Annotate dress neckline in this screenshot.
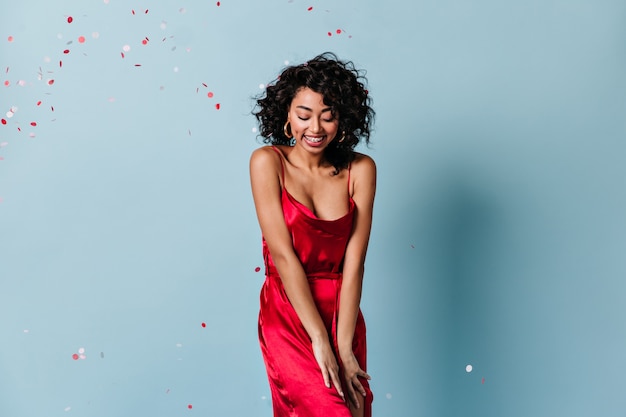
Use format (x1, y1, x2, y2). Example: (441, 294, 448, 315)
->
(282, 187, 354, 222)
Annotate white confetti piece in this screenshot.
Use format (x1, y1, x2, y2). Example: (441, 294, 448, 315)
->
(466, 364, 473, 373)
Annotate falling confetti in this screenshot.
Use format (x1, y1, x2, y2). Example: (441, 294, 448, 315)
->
(385, 393, 392, 399)
(72, 354, 79, 360)
(67, 16, 73, 24)
(188, 404, 193, 409)
(466, 364, 473, 373)
(255, 267, 261, 272)
(481, 377, 485, 384)
(78, 36, 85, 43)
(7, 36, 14, 42)
(215, 103, 221, 110)
(308, 6, 313, 11)
(201, 322, 206, 328)
(207, 92, 214, 98)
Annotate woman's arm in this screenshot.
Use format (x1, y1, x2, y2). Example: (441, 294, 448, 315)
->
(337, 153, 376, 408)
(249, 147, 345, 399)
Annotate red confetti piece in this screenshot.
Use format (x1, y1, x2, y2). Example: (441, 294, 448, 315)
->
(308, 6, 313, 11)
(142, 39, 148, 45)
(1, 119, 6, 125)
(201, 322, 206, 328)
(215, 103, 221, 110)
(3, 81, 8, 87)
(78, 36, 86, 43)
(7, 36, 14, 42)
(327, 32, 332, 37)
(145, 9, 149, 14)
(482, 378, 485, 384)
(131, 9, 135, 15)
(51, 106, 55, 111)
(134, 64, 142, 67)
(188, 405, 193, 409)
(63, 49, 70, 54)
(37, 101, 42, 106)
(202, 83, 208, 87)
(30, 122, 37, 126)
(47, 79, 55, 85)
(336, 29, 342, 34)
(216, 1, 221, 6)
(207, 92, 214, 98)
(59, 60, 63, 67)
(121, 52, 125, 58)
(67, 16, 73, 23)
(255, 266, 261, 272)
(72, 353, 79, 360)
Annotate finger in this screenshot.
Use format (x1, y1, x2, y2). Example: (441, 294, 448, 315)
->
(346, 383, 360, 409)
(321, 368, 331, 388)
(351, 376, 367, 397)
(358, 369, 371, 380)
(329, 369, 344, 399)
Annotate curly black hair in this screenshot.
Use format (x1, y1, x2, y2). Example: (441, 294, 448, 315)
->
(253, 52, 374, 173)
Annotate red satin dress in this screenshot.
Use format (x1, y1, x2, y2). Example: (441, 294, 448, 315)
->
(258, 146, 372, 417)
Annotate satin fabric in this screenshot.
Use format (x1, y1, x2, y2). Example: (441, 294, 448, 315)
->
(258, 147, 372, 417)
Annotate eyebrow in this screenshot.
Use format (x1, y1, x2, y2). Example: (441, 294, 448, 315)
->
(296, 105, 333, 113)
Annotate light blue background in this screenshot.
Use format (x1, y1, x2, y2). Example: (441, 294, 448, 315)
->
(2, 1, 625, 416)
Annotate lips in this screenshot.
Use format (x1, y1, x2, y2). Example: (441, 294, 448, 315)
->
(304, 135, 325, 146)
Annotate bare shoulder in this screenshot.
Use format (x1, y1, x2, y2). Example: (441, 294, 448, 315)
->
(351, 152, 376, 177)
(250, 146, 280, 171)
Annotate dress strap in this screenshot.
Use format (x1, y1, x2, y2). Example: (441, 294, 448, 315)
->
(270, 146, 285, 185)
(347, 161, 352, 197)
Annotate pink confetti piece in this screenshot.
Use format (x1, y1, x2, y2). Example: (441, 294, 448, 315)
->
(207, 92, 214, 98)
(72, 353, 79, 360)
(47, 79, 54, 85)
(3, 81, 8, 87)
(215, 103, 221, 110)
(0, 141, 8, 147)
(482, 377, 485, 384)
(67, 16, 73, 24)
(78, 36, 86, 43)
(142, 38, 149, 45)
(255, 267, 261, 272)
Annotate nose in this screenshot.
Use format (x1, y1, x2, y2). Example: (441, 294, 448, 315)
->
(310, 118, 321, 133)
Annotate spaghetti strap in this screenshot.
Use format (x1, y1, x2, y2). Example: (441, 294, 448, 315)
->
(347, 161, 352, 196)
(270, 146, 285, 185)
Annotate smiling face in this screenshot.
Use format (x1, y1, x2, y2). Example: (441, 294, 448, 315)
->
(287, 87, 340, 153)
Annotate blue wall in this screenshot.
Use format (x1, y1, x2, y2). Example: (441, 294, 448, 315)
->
(2, 1, 625, 416)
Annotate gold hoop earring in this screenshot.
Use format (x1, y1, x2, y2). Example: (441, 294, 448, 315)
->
(283, 121, 293, 139)
(338, 131, 346, 143)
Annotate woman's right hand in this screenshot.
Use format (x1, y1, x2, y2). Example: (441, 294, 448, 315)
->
(311, 338, 344, 401)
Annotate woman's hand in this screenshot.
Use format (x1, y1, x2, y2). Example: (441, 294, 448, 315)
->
(340, 351, 371, 409)
(312, 338, 344, 400)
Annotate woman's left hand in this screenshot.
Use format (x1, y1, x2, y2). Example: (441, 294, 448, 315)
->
(340, 351, 371, 409)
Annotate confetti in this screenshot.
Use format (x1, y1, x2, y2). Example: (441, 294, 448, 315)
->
(201, 322, 206, 328)
(215, 103, 221, 110)
(3, 81, 8, 87)
(63, 49, 70, 54)
(1, 119, 6, 125)
(67, 16, 73, 24)
(122, 45, 131, 52)
(92, 32, 100, 39)
(327, 32, 332, 37)
(72, 354, 79, 360)
(188, 404, 193, 409)
(466, 364, 473, 373)
(255, 267, 261, 272)
(216, 1, 221, 6)
(47, 79, 55, 85)
(207, 92, 214, 98)
(336, 29, 342, 34)
(30, 122, 37, 126)
(482, 377, 485, 384)
(386, 393, 392, 399)
(0, 142, 8, 147)
(308, 6, 313, 11)
(17, 80, 25, 86)
(64, 406, 72, 412)
(100, 352, 104, 358)
(7, 36, 14, 42)
(78, 36, 86, 43)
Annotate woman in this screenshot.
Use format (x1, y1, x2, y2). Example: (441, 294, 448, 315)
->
(250, 52, 376, 417)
